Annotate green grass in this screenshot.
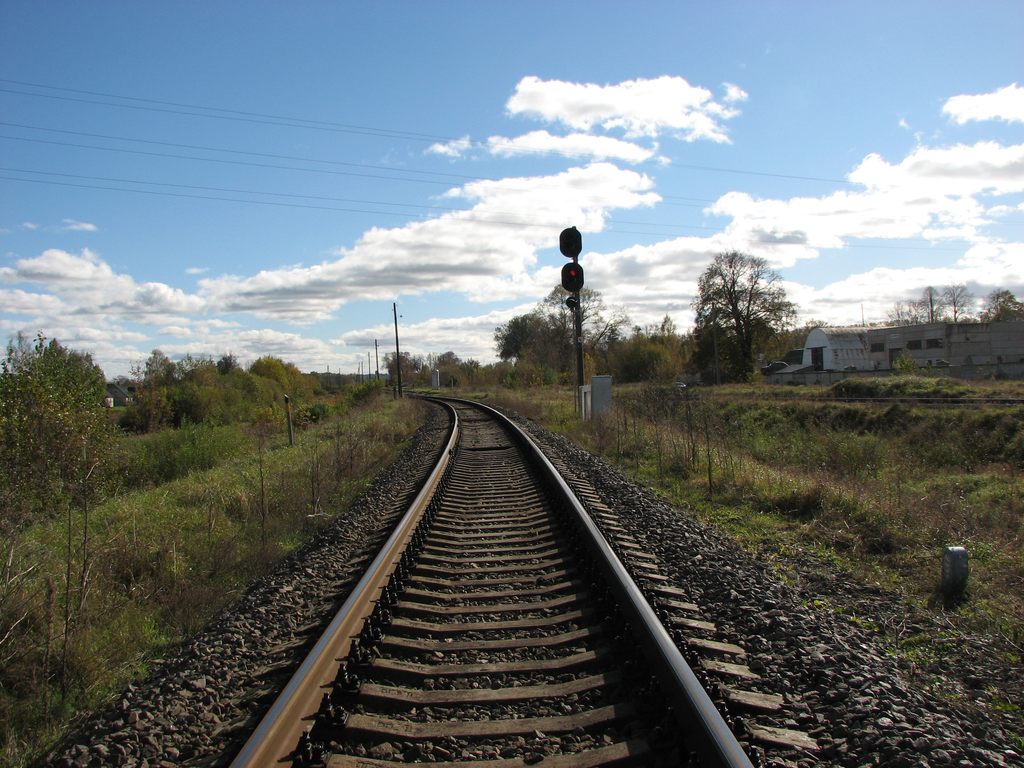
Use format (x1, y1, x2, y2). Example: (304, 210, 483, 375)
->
(0, 393, 426, 767)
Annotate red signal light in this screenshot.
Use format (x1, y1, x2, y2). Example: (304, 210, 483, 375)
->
(561, 262, 584, 292)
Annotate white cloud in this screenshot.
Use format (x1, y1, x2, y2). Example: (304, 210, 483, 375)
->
(704, 141, 1024, 257)
(943, 83, 1024, 125)
(426, 136, 473, 158)
(338, 305, 532, 365)
(849, 141, 1024, 196)
(1, 248, 205, 321)
(186, 266, 209, 275)
(61, 219, 98, 232)
(783, 241, 1024, 325)
(722, 82, 748, 103)
(200, 163, 659, 320)
(506, 75, 743, 142)
(487, 130, 655, 163)
(0, 288, 65, 315)
(21, 222, 38, 231)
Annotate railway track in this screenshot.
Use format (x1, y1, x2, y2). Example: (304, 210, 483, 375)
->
(230, 398, 761, 767)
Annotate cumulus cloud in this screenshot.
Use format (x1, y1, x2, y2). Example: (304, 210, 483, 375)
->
(338, 306, 533, 365)
(704, 140, 1024, 258)
(506, 75, 743, 142)
(722, 82, 748, 103)
(487, 130, 655, 163)
(943, 83, 1024, 125)
(1, 248, 205, 321)
(849, 141, 1024, 196)
(62, 219, 98, 232)
(0, 288, 65, 315)
(783, 241, 1024, 326)
(426, 136, 473, 158)
(200, 163, 659, 320)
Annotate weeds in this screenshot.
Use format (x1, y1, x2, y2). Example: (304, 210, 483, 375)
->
(488, 382, 1024, 653)
(0, 391, 424, 766)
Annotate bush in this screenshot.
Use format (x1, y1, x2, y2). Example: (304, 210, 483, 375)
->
(830, 376, 973, 400)
(121, 422, 247, 488)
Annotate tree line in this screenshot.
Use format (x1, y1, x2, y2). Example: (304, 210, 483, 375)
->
(888, 285, 1024, 326)
(491, 251, 1024, 385)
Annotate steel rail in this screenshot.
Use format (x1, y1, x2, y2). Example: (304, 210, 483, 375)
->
(444, 397, 755, 768)
(229, 402, 460, 768)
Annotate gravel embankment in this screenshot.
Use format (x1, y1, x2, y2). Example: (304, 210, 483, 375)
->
(508, 411, 1023, 768)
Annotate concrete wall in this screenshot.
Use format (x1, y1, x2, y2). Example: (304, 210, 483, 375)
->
(766, 361, 1024, 386)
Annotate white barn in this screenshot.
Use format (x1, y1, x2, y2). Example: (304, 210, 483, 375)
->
(802, 327, 873, 371)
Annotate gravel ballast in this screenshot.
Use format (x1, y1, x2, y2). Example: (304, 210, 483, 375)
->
(508, 409, 1023, 768)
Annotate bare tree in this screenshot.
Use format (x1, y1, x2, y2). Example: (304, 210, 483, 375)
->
(887, 299, 927, 326)
(917, 286, 947, 323)
(941, 283, 974, 323)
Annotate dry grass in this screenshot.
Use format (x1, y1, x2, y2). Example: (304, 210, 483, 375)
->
(483, 382, 1024, 649)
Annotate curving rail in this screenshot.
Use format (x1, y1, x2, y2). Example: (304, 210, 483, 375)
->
(230, 397, 755, 768)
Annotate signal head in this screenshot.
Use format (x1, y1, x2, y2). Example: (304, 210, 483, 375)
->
(561, 262, 585, 292)
(559, 226, 582, 259)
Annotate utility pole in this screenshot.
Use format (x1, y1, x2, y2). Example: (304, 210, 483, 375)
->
(712, 319, 721, 386)
(374, 339, 380, 381)
(393, 302, 403, 398)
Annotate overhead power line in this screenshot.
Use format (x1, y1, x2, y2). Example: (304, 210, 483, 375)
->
(0, 134, 456, 186)
(2, 78, 862, 186)
(0, 81, 454, 143)
(0, 120, 482, 180)
(0, 169, 723, 235)
(665, 161, 853, 185)
(0, 173, 981, 251)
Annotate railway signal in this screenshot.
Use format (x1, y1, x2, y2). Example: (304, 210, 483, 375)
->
(561, 262, 585, 292)
(559, 225, 582, 259)
(559, 226, 586, 413)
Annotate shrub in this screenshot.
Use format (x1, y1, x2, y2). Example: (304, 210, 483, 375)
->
(121, 422, 247, 488)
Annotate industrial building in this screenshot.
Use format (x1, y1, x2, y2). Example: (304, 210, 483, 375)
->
(765, 321, 1024, 383)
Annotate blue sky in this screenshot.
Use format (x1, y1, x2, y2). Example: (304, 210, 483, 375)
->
(2, 2, 1022, 378)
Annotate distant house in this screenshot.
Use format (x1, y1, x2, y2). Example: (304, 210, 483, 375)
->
(765, 321, 1024, 382)
(104, 381, 134, 408)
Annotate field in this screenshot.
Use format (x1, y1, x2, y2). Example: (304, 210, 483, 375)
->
(4, 374, 1022, 762)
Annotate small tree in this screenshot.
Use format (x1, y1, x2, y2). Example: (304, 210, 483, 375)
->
(980, 289, 1024, 322)
(892, 352, 919, 375)
(0, 334, 114, 696)
(917, 286, 946, 323)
